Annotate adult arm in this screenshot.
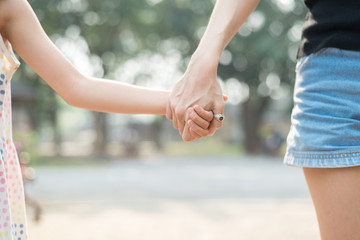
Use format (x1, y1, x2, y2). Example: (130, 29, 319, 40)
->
(167, 0, 260, 141)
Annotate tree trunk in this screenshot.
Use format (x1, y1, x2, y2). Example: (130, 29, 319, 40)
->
(50, 108, 62, 156)
(49, 92, 62, 156)
(151, 117, 165, 151)
(241, 97, 270, 154)
(93, 112, 108, 157)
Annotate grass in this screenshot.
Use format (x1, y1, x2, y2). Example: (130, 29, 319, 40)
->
(29, 156, 109, 167)
(28, 138, 244, 167)
(163, 138, 244, 156)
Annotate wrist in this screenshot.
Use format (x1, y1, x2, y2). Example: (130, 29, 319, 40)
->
(190, 39, 225, 75)
(193, 31, 226, 60)
(189, 50, 221, 79)
(159, 90, 170, 115)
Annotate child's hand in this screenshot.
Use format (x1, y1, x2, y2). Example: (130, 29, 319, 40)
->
(182, 96, 227, 141)
(185, 95, 227, 140)
(186, 105, 214, 138)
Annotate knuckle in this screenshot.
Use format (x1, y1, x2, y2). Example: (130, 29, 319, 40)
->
(188, 111, 195, 120)
(192, 127, 207, 137)
(205, 110, 213, 118)
(183, 135, 192, 142)
(189, 125, 199, 133)
(199, 131, 208, 137)
(192, 114, 200, 122)
(175, 107, 185, 119)
(196, 106, 205, 115)
(191, 133, 201, 141)
(209, 125, 217, 132)
(205, 114, 213, 122)
(166, 112, 172, 120)
(216, 102, 225, 111)
(179, 124, 185, 133)
(168, 101, 176, 110)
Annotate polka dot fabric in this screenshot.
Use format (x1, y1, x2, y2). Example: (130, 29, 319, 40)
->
(0, 35, 28, 240)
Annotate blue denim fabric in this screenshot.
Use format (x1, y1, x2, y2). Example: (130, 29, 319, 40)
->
(284, 48, 360, 168)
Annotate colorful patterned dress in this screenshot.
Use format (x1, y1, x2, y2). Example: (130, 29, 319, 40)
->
(0, 35, 28, 239)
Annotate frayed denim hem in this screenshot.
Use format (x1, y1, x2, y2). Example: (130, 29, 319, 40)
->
(284, 151, 360, 168)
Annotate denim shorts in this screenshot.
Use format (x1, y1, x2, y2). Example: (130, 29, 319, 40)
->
(284, 48, 360, 168)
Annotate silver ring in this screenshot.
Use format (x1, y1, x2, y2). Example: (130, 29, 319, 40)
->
(214, 114, 225, 121)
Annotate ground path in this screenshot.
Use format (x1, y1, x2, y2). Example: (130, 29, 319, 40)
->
(26, 156, 319, 240)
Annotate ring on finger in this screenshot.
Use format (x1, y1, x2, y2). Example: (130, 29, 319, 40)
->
(213, 113, 225, 122)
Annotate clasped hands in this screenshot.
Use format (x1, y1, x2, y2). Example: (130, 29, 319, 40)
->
(167, 103, 226, 142)
(165, 55, 226, 142)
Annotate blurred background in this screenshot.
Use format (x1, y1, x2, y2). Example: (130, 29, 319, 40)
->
(12, 0, 320, 239)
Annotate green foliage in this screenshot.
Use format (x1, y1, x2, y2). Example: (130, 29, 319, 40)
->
(13, 129, 40, 164)
(219, 0, 306, 98)
(24, 0, 306, 95)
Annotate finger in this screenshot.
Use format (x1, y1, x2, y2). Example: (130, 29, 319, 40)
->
(166, 99, 173, 120)
(208, 119, 223, 136)
(171, 106, 178, 130)
(173, 118, 178, 130)
(193, 105, 213, 122)
(182, 124, 199, 142)
(208, 101, 225, 136)
(186, 124, 202, 141)
(187, 108, 211, 129)
(175, 106, 186, 134)
(188, 120, 210, 137)
(189, 128, 202, 140)
(177, 118, 185, 135)
(188, 123, 202, 140)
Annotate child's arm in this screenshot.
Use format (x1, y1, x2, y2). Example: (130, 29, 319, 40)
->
(1, 0, 168, 114)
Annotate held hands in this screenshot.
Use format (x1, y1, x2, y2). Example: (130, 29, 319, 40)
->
(185, 104, 225, 140)
(186, 105, 214, 139)
(181, 98, 227, 142)
(166, 52, 226, 142)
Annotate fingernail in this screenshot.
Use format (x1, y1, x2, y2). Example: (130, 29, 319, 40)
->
(194, 105, 201, 111)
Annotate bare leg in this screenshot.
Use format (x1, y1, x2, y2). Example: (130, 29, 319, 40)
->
(303, 167, 360, 240)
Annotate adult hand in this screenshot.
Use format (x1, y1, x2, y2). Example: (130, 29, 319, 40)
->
(166, 52, 225, 142)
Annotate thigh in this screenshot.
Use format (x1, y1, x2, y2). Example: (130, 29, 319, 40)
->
(303, 167, 360, 240)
